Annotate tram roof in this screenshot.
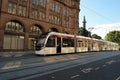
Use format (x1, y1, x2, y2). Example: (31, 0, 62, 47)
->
(46, 32, 118, 45)
(47, 32, 74, 37)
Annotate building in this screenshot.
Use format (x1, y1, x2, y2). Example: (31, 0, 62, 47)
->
(0, 0, 80, 51)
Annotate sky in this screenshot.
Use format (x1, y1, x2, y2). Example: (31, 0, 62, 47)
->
(79, 0, 120, 28)
(92, 23, 120, 39)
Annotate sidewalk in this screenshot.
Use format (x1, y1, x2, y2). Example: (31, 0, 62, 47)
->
(0, 51, 35, 58)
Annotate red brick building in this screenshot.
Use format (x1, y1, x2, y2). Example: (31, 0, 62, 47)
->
(0, 0, 80, 51)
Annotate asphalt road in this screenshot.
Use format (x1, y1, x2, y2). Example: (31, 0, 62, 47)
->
(1, 51, 120, 80)
(29, 52, 120, 80)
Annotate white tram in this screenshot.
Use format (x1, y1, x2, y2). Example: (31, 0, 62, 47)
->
(35, 32, 119, 55)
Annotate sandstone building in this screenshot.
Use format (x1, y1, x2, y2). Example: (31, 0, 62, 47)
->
(0, 0, 80, 51)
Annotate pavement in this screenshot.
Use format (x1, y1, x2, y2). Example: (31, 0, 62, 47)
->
(0, 51, 34, 58)
(0, 51, 120, 80)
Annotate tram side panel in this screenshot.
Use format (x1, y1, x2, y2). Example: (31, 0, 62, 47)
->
(35, 32, 119, 55)
(76, 38, 89, 53)
(61, 38, 75, 53)
(87, 39, 93, 52)
(92, 41, 99, 51)
(44, 36, 57, 54)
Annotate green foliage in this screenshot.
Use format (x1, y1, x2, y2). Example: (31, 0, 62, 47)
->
(105, 31, 120, 47)
(92, 34, 102, 39)
(79, 27, 91, 37)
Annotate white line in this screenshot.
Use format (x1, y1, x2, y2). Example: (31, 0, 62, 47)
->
(81, 68, 93, 73)
(106, 60, 116, 65)
(102, 64, 106, 67)
(94, 67, 100, 70)
(71, 75, 79, 79)
(51, 76, 55, 79)
(116, 76, 120, 80)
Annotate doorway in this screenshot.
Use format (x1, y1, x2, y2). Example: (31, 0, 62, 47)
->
(57, 38, 61, 53)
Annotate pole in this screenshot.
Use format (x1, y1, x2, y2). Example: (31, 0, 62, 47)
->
(74, 34, 77, 53)
(0, 0, 2, 17)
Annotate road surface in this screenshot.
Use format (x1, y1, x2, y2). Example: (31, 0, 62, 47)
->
(0, 51, 120, 80)
(29, 52, 120, 80)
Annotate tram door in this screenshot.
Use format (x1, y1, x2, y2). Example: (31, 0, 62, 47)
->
(57, 38, 61, 53)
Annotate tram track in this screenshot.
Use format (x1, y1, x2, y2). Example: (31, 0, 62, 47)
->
(0, 51, 115, 71)
(0, 53, 88, 70)
(0, 51, 119, 80)
(0, 53, 87, 72)
(0, 55, 87, 80)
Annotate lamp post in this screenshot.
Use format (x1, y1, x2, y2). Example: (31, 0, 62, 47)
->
(0, 0, 1, 8)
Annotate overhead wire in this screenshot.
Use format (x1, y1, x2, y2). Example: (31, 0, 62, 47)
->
(80, 4, 115, 23)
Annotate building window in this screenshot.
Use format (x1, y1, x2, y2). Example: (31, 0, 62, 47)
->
(49, 14, 54, 23)
(30, 25, 42, 34)
(49, 2, 62, 25)
(4, 21, 25, 50)
(8, 2, 16, 14)
(23, 0, 28, 1)
(39, 0, 46, 8)
(4, 35, 24, 50)
(32, 10, 38, 19)
(56, 5, 61, 13)
(50, 2, 55, 11)
(19, 6, 26, 16)
(64, 8, 70, 27)
(64, 21, 69, 27)
(55, 16, 61, 24)
(29, 25, 43, 50)
(28, 38, 37, 50)
(5, 21, 24, 32)
(32, 0, 38, 5)
(64, 0, 70, 5)
(49, 14, 61, 25)
(64, 8, 69, 17)
(39, 11, 46, 20)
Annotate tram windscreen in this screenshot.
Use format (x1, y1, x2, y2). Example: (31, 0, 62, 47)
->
(37, 38, 45, 45)
(36, 33, 49, 50)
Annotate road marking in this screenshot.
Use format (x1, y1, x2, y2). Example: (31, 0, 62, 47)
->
(81, 68, 93, 73)
(94, 67, 100, 70)
(116, 76, 120, 80)
(102, 64, 106, 67)
(71, 75, 80, 79)
(106, 60, 116, 65)
(51, 76, 55, 79)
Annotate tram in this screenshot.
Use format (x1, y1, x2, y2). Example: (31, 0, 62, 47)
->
(35, 32, 119, 55)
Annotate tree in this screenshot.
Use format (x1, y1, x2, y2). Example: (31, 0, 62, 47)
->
(92, 34, 102, 39)
(105, 31, 120, 47)
(79, 27, 91, 37)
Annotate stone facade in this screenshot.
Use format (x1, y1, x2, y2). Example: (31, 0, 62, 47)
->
(0, 0, 80, 51)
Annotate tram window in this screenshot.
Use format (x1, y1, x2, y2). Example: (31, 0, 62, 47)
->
(46, 37, 55, 47)
(84, 41, 87, 47)
(81, 41, 86, 47)
(77, 42, 80, 47)
(63, 38, 74, 47)
(77, 40, 82, 47)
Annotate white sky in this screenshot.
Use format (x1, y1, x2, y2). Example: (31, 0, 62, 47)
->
(90, 23, 120, 39)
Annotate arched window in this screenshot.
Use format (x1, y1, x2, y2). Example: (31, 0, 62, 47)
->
(4, 21, 25, 50)
(5, 21, 24, 32)
(30, 25, 42, 34)
(29, 25, 43, 50)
